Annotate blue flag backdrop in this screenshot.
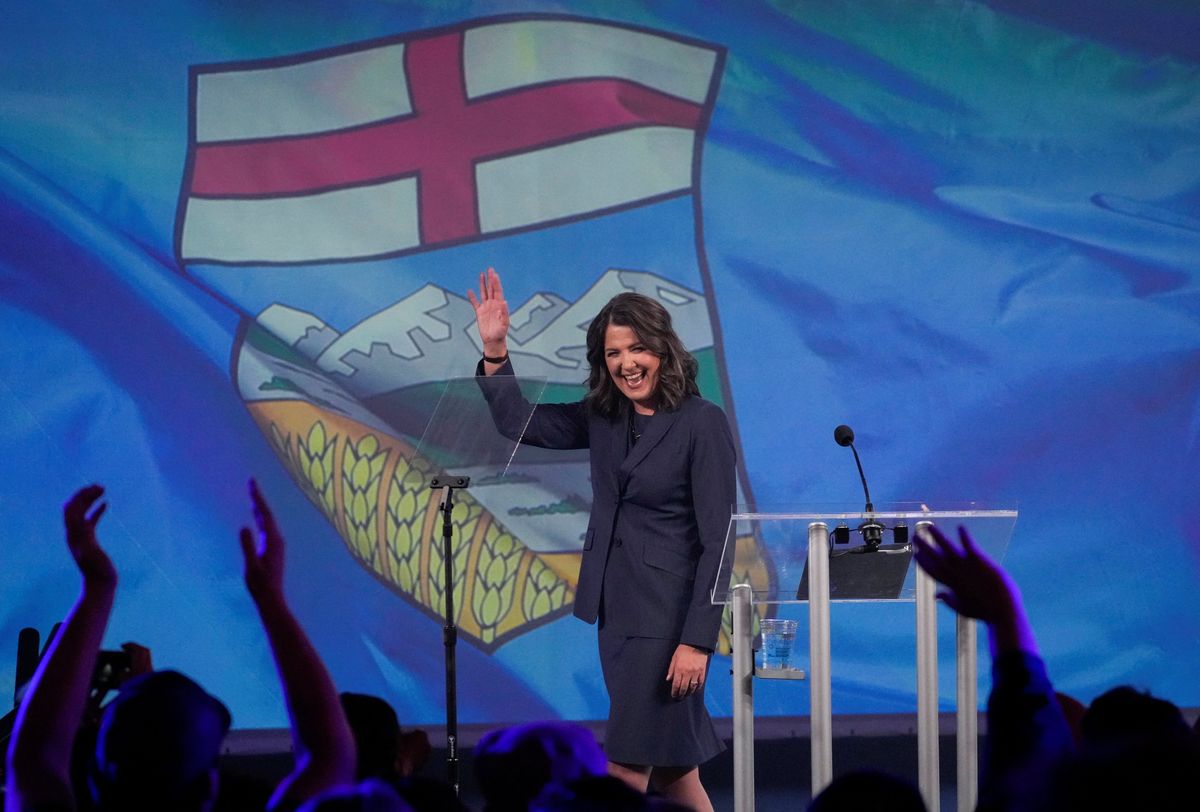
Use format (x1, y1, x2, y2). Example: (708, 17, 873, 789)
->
(1, 1, 1197, 730)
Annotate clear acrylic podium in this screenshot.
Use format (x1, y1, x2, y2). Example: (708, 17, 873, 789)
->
(713, 507, 1017, 812)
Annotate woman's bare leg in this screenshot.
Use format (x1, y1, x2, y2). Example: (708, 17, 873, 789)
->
(609, 760, 651, 793)
(650, 765, 714, 812)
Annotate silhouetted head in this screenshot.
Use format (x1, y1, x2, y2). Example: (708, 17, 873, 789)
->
(808, 770, 927, 812)
(1081, 685, 1191, 754)
(341, 692, 402, 780)
(339, 692, 431, 781)
(296, 779, 414, 812)
(475, 722, 607, 812)
(92, 670, 231, 811)
(1045, 686, 1199, 812)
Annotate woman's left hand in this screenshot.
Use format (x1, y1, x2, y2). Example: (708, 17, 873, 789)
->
(666, 643, 709, 699)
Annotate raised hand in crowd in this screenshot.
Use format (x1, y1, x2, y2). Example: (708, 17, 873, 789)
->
(913, 523, 1073, 812)
(240, 479, 356, 811)
(913, 523, 1037, 657)
(63, 485, 115, 588)
(6, 485, 118, 812)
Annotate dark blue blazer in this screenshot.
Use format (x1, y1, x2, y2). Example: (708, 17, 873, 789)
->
(477, 360, 736, 650)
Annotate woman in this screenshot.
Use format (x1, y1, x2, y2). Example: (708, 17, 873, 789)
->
(469, 268, 735, 811)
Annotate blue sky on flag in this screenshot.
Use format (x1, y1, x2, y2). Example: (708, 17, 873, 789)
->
(1, 1, 1198, 729)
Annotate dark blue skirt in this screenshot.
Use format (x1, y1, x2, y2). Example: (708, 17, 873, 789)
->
(597, 628, 725, 768)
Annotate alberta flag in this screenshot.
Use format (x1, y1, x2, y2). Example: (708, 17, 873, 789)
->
(179, 17, 720, 263)
(175, 15, 764, 652)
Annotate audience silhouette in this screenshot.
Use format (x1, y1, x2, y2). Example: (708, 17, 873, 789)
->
(473, 721, 608, 812)
(911, 522, 1199, 812)
(5, 482, 358, 812)
(8, 490, 1196, 812)
(340, 692, 431, 784)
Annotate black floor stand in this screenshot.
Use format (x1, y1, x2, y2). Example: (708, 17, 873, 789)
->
(430, 475, 470, 796)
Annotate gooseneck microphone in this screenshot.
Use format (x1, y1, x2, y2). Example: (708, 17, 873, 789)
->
(834, 424, 883, 549)
(834, 424, 873, 512)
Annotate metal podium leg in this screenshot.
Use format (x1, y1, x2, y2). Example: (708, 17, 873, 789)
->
(915, 520, 940, 812)
(956, 615, 978, 812)
(807, 522, 832, 795)
(732, 584, 755, 812)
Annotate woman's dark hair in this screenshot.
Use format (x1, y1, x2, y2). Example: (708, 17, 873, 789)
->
(583, 293, 699, 418)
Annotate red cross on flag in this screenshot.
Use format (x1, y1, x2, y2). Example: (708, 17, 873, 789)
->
(178, 16, 720, 265)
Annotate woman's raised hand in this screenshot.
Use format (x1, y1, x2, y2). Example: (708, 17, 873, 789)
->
(467, 267, 510, 357)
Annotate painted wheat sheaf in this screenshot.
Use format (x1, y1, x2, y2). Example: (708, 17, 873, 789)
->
(253, 400, 576, 650)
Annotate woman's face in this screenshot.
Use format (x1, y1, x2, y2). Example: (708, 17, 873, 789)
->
(604, 323, 661, 414)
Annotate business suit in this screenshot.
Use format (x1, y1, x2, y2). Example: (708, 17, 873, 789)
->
(477, 358, 736, 765)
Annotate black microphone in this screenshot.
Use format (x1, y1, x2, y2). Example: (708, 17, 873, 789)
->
(834, 424, 883, 549)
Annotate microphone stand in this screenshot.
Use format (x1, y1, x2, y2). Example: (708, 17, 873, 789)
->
(429, 475, 470, 796)
(836, 425, 884, 550)
(847, 442, 884, 549)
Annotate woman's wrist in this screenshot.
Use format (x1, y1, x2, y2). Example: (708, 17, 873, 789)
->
(482, 341, 508, 362)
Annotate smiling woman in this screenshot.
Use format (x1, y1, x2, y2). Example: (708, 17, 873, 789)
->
(470, 267, 736, 811)
(583, 291, 699, 419)
(604, 324, 661, 414)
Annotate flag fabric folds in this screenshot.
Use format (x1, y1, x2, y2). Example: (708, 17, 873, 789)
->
(1, 2, 1197, 730)
(179, 18, 719, 264)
